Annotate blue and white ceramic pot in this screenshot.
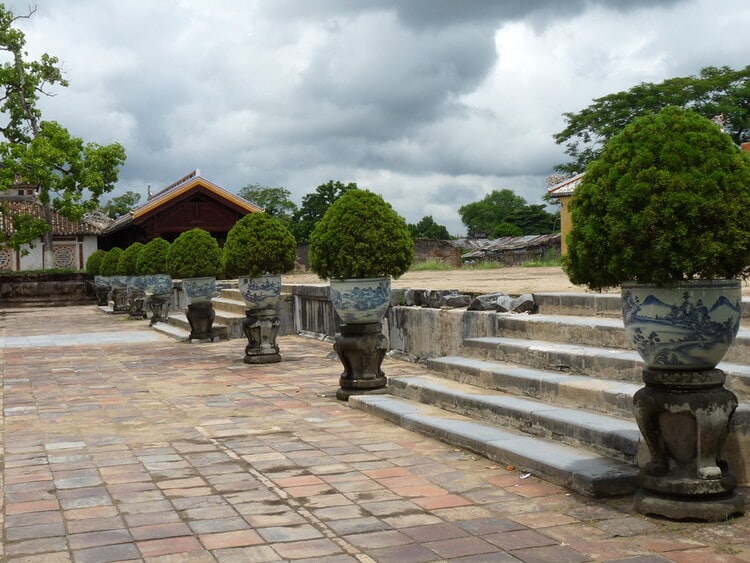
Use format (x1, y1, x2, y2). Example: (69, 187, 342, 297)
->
(238, 274, 281, 310)
(621, 279, 741, 371)
(330, 276, 391, 324)
(144, 274, 173, 295)
(182, 276, 216, 304)
(110, 275, 128, 289)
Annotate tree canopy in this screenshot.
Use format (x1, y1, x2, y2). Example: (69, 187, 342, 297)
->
(408, 215, 451, 240)
(101, 191, 140, 219)
(290, 180, 356, 242)
(237, 184, 297, 223)
(553, 65, 750, 174)
(458, 189, 557, 238)
(0, 5, 126, 254)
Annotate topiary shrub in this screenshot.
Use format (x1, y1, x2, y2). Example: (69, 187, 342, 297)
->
(137, 237, 171, 275)
(118, 242, 145, 276)
(99, 247, 124, 276)
(309, 188, 414, 279)
(223, 213, 297, 278)
(563, 106, 750, 290)
(85, 249, 107, 275)
(166, 228, 222, 279)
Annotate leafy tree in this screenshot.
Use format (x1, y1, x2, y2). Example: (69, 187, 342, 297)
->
(408, 215, 451, 240)
(0, 5, 126, 262)
(136, 237, 170, 275)
(554, 65, 750, 173)
(99, 247, 123, 276)
(102, 191, 141, 219)
(118, 242, 144, 276)
(290, 180, 356, 242)
(238, 184, 297, 223)
(459, 190, 557, 238)
(85, 249, 106, 275)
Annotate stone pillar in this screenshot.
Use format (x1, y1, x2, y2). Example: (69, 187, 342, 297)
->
(633, 368, 744, 520)
(94, 285, 110, 306)
(111, 287, 129, 313)
(186, 301, 215, 342)
(334, 322, 388, 400)
(128, 289, 147, 319)
(243, 307, 281, 364)
(148, 294, 171, 325)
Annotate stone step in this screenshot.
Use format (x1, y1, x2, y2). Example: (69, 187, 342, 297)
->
(425, 356, 640, 418)
(533, 291, 750, 319)
(387, 373, 643, 463)
(154, 313, 230, 342)
(212, 296, 249, 316)
(463, 336, 750, 400)
(348, 394, 639, 498)
(495, 313, 750, 365)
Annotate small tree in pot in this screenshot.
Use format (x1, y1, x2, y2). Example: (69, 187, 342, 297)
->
(119, 242, 147, 318)
(86, 249, 109, 306)
(309, 188, 414, 398)
(137, 237, 172, 324)
(166, 228, 222, 341)
(100, 247, 128, 312)
(224, 213, 297, 363)
(563, 106, 750, 520)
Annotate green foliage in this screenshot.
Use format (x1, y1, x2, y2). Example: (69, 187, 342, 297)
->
(166, 228, 222, 279)
(99, 247, 124, 276)
(408, 215, 451, 240)
(118, 242, 144, 276)
(0, 203, 50, 252)
(238, 184, 298, 223)
(102, 191, 141, 219)
(0, 5, 126, 250)
(465, 260, 505, 270)
(554, 65, 750, 174)
(309, 189, 414, 279)
(223, 213, 297, 278)
(136, 237, 170, 275)
(563, 106, 750, 290)
(290, 180, 356, 242)
(85, 249, 106, 275)
(459, 189, 556, 238)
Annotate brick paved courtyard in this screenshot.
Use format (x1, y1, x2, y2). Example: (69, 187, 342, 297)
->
(0, 305, 747, 562)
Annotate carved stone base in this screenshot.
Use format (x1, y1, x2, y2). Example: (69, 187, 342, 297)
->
(128, 290, 147, 319)
(111, 287, 129, 313)
(95, 285, 110, 306)
(186, 301, 216, 342)
(334, 322, 388, 400)
(633, 368, 744, 521)
(148, 294, 171, 325)
(243, 307, 280, 364)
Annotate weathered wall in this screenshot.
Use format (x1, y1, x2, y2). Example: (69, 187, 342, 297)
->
(413, 239, 462, 267)
(0, 273, 96, 307)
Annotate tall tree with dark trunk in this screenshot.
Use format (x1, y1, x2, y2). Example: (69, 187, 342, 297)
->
(0, 5, 126, 263)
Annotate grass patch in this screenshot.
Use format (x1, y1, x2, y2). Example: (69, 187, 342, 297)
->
(409, 259, 454, 271)
(464, 260, 505, 270)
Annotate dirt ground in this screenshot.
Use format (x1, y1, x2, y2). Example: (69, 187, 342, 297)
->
(283, 266, 750, 296)
(283, 266, 599, 295)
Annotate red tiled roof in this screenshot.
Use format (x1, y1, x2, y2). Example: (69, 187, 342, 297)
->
(0, 200, 105, 236)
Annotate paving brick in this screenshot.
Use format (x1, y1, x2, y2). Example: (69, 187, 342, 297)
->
(199, 529, 264, 549)
(136, 535, 204, 557)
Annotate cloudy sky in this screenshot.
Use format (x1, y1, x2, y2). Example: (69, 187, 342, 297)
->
(7, 0, 750, 235)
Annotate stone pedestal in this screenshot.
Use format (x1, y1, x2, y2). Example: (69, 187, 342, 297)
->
(128, 289, 147, 319)
(334, 322, 388, 400)
(633, 368, 744, 520)
(148, 294, 171, 325)
(95, 285, 110, 306)
(186, 301, 216, 342)
(243, 307, 281, 364)
(111, 287, 129, 313)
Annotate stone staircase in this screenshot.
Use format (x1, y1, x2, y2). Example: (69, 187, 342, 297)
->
(348, 292, 750, 498)
(151, 286, 248, 341)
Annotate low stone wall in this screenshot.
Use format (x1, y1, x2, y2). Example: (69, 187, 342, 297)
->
(0, 272, 96, 307)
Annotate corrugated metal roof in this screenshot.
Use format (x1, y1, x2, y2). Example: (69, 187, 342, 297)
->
(0, 200, 105, 236)
(547, 172, 584, 197)
(462, 233, 560, 259)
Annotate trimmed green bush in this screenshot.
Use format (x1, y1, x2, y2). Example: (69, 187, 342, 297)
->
(223, 213, 296, 278)
(309, 188, 414, 279)
(118, 242, 145, 276)
(99, 247, 124, 276)
(564, 106, 750, 290)
(85, 249, 107, 275)
(166, 228, 222, 279)
(137, 238, 170, 275)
